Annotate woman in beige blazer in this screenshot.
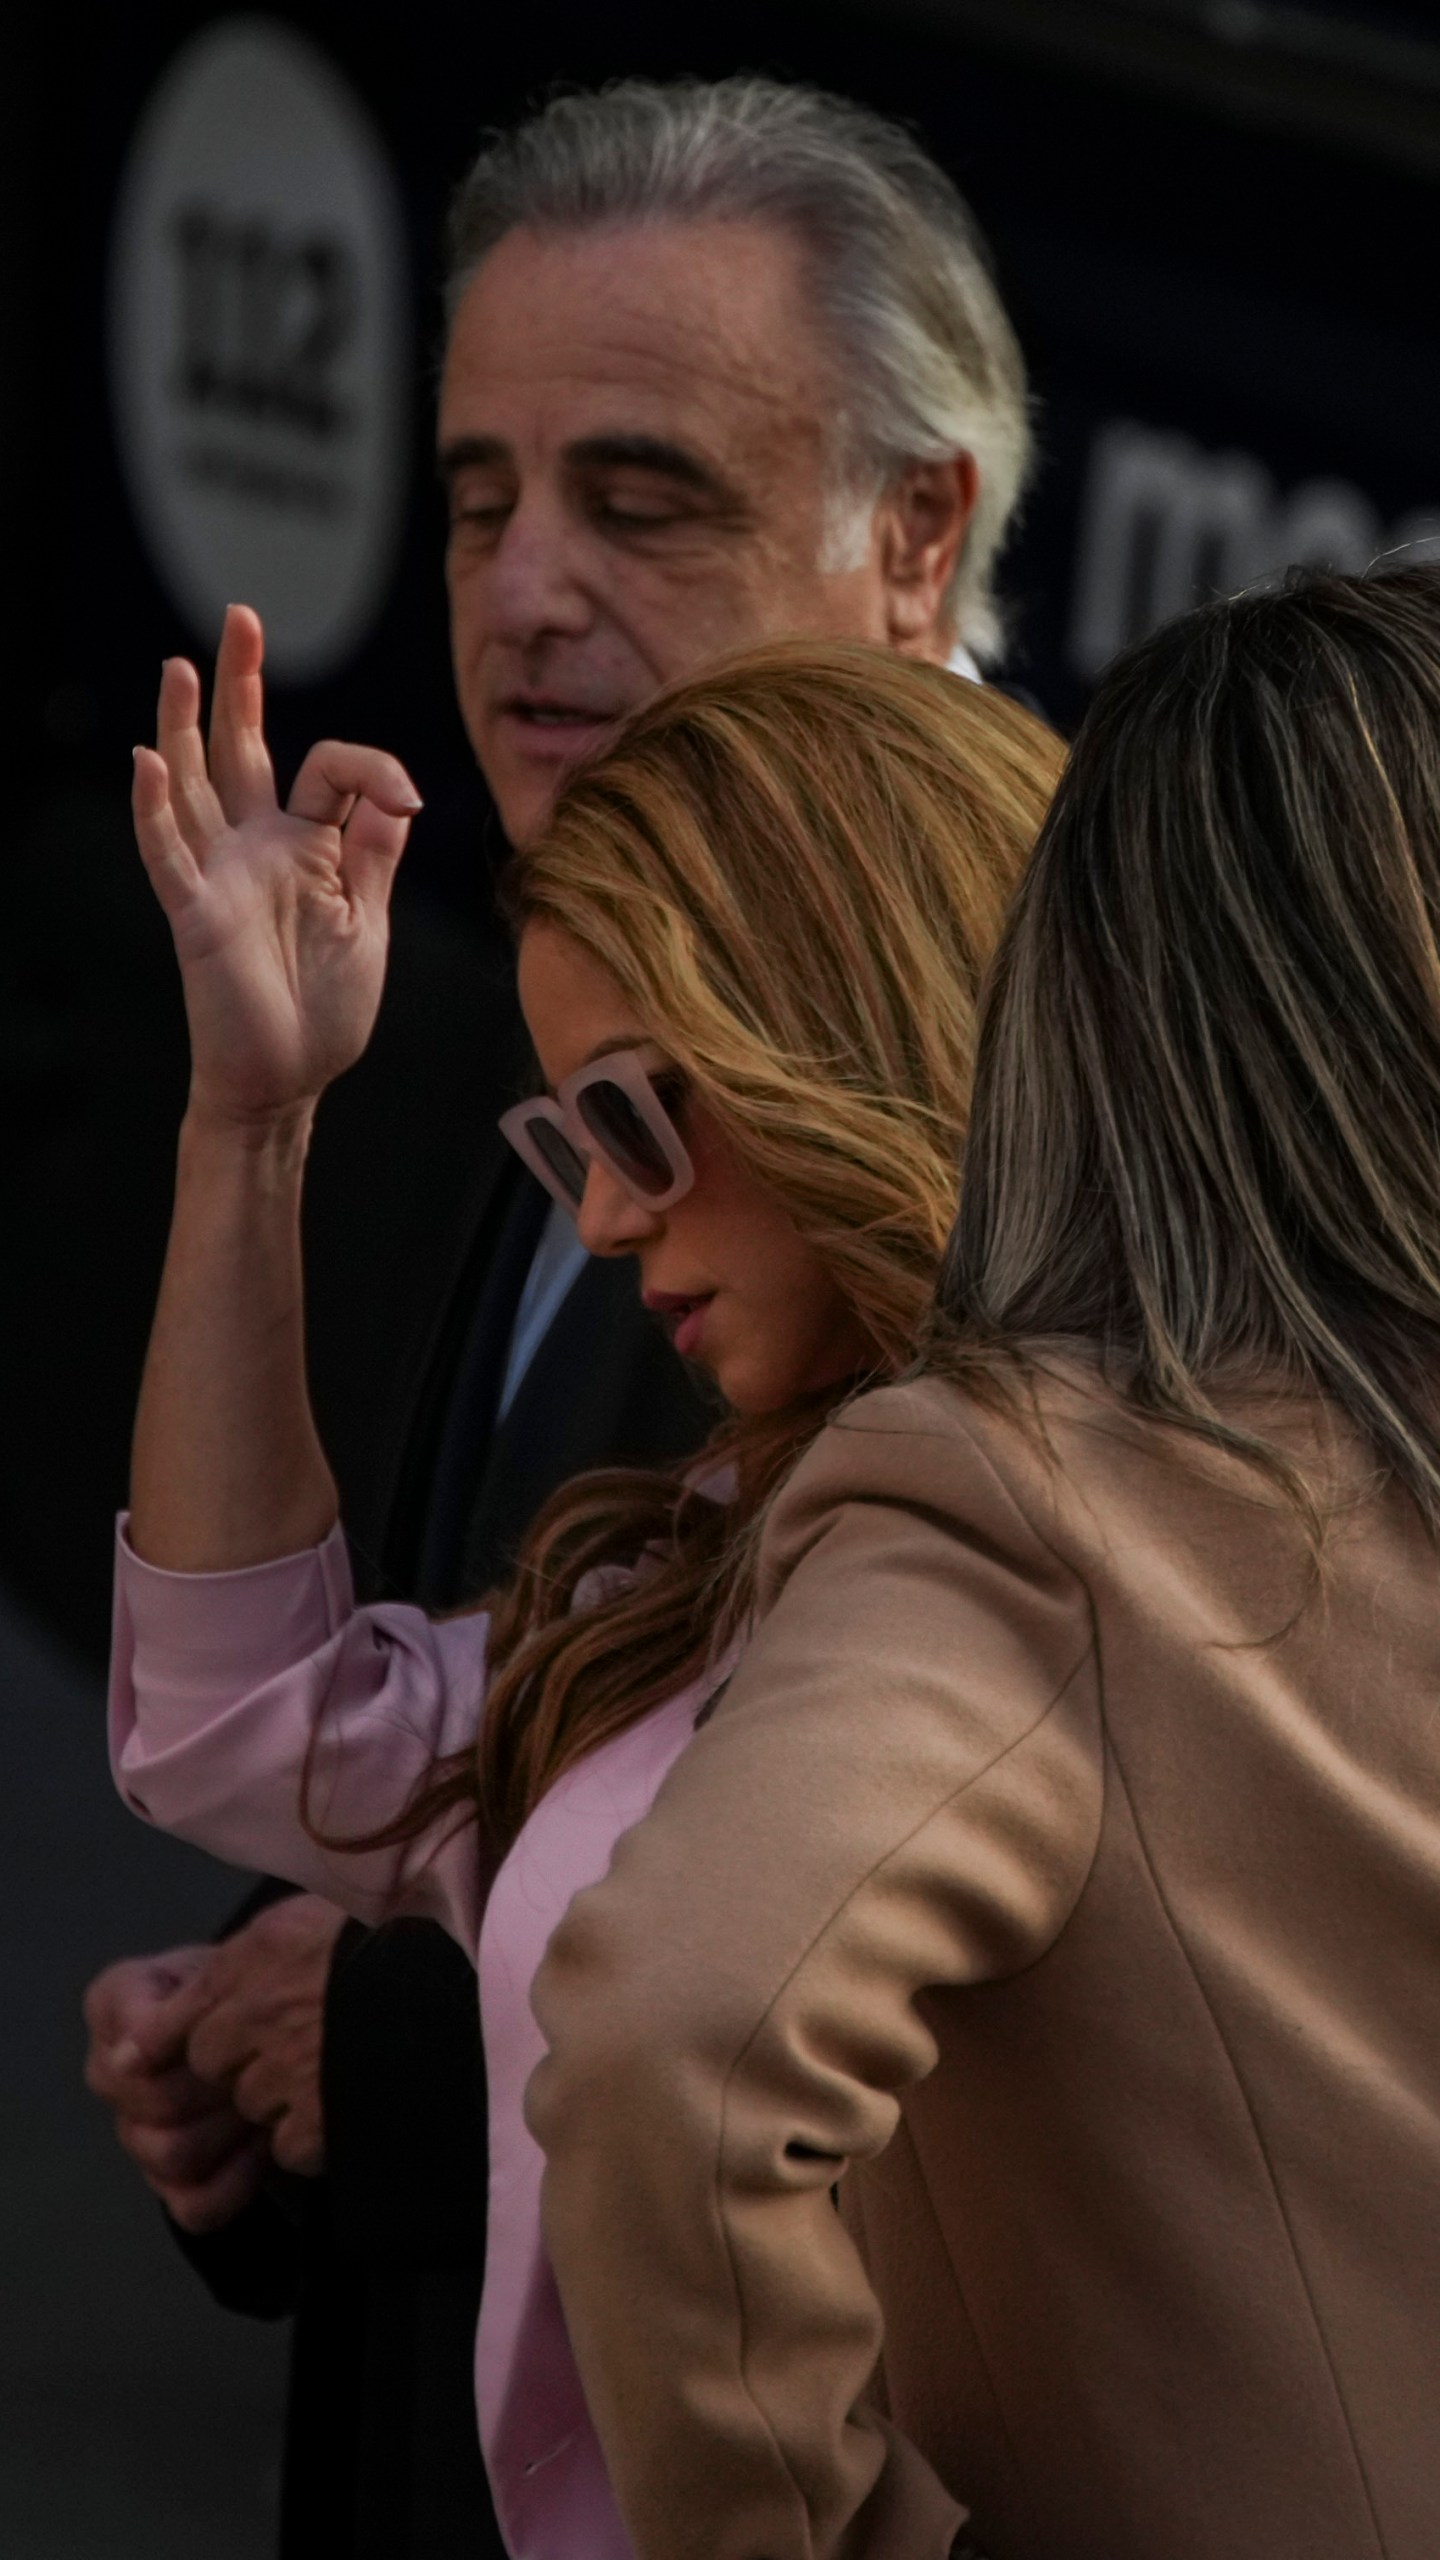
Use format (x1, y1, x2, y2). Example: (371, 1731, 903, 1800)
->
(528, 566, 1440, 2560)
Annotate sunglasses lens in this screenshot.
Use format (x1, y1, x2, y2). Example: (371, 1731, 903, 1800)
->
(528, 1118, 588, 1206)
(576, 1079, 676, 1196)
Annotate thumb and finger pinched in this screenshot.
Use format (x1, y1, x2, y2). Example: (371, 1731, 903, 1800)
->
(133, 604, 423, 925)
(288, 737, 423, 917)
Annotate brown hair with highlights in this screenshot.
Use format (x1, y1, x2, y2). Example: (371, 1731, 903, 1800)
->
(937, 565, 1440, 1532)
(334, 641, 1062, 1857)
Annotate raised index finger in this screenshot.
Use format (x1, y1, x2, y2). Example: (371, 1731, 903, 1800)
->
(208, 602, 276, 823)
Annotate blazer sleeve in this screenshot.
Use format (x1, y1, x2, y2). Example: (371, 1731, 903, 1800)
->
(527, 1381, 1103, 2560)
(108, 1518, 492, 1949)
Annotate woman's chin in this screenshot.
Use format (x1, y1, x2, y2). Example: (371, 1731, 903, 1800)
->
(706, 1352, 774, 1417)
(710, 1357, 811, 1418)
(713, 1346, 876, 1418)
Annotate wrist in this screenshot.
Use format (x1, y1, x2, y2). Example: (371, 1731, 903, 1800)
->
(180, 1091, 318, 1160)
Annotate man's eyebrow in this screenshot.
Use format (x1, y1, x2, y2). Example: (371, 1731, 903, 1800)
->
(437, 433, 510, 482)
(440, 429, 740, 506)
(565, 433, 736, 501)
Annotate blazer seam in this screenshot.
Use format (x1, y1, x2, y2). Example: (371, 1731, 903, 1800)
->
(820, 1393, 1080, 1605)
(1099, 1729, 1389, 2558)
(710, 1645, 1100, 2533)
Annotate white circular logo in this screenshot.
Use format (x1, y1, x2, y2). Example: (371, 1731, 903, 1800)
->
(109, 16, 409, 683)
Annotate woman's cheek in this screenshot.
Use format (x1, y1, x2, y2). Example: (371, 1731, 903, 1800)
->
(713, 1307, 811, 1416)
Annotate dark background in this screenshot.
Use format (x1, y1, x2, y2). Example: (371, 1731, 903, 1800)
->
(3, 2, 1437, 2549)
(17, 0, 1440, 779)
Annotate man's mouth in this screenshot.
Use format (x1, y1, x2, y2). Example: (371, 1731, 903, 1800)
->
(500, 697, 625, 736)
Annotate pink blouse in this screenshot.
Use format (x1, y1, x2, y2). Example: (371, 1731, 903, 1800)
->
(109, 1520, 734, 2560)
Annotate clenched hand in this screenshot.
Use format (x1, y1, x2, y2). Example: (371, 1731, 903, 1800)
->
(171, 1894, 346, 2176)
(83, 1895, 348, 2224)
(84, 1942, 267, 2234)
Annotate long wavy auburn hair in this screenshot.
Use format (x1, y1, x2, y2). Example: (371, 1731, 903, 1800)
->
(935, 564, 1440, 1535)
(342, 642, 1062, 1858)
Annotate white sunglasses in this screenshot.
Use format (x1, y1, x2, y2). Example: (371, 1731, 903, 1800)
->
(498, 1048, 695, 1216)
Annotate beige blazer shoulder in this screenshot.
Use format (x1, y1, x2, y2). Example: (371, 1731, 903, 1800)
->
(529, 1370, 1440, 2560)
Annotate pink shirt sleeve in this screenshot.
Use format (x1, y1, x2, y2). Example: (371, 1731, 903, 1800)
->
(109, 1519, 491, 1950)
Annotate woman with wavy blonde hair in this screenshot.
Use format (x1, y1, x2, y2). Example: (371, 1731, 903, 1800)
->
(109, 610, 1061, 2560)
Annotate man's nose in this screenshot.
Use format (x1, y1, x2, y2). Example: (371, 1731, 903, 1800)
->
(575, 1158, 662, 1258)
(483, 494, 594, 646)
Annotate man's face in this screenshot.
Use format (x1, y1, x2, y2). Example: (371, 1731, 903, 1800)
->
(439, 217, 912, 844)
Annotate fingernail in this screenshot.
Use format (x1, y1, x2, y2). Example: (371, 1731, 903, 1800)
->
(401, 791, 424, 813)
(111, 2037, 142, 2072)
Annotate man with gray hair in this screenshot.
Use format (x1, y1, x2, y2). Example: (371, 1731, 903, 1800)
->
(85, 74, 1030, 2557)
(439, 74, 1029, 852)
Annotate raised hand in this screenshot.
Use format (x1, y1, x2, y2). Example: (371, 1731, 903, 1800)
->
(132, 603, 422, 1124)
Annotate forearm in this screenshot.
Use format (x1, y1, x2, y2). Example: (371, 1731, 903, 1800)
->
(129, 1102, 337, 1569)
(110, 1525, 493, 1941)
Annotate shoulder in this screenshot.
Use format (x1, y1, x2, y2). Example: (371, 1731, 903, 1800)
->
(756, 1368, 1094, 1611)
(772, 1361, 1369, 1644)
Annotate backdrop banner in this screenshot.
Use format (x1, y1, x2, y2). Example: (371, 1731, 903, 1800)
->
(31, 0, 1440, 812)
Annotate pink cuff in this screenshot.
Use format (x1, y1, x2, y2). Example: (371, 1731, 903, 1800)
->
(114, 1514, 355, 1704)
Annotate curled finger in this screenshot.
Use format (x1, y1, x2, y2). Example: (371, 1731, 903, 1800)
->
(86, 2044, 214, 2121)
(157, 2135, 270, 2235)
(185, 2001, 253, 2092)
(120, 2103, 254, 2188)
(288, 739, 422, 831)
(269, 2103, 325, 2177)
(230, 2050, 295, 2131)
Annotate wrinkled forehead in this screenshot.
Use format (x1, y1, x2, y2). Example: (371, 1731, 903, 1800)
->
(437, 216, 835, 466)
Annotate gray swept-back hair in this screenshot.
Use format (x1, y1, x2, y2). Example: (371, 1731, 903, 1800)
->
(445, 78, 1032, 663)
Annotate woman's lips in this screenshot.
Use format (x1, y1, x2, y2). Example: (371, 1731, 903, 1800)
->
(674, 1302, 711, 1360)
(644, 1290, 715, 1360)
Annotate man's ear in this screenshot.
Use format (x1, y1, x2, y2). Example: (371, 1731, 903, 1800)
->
(877, 454, 979, 656)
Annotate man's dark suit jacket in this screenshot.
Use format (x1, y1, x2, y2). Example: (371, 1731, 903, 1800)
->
(175, 993, 713, 2558)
